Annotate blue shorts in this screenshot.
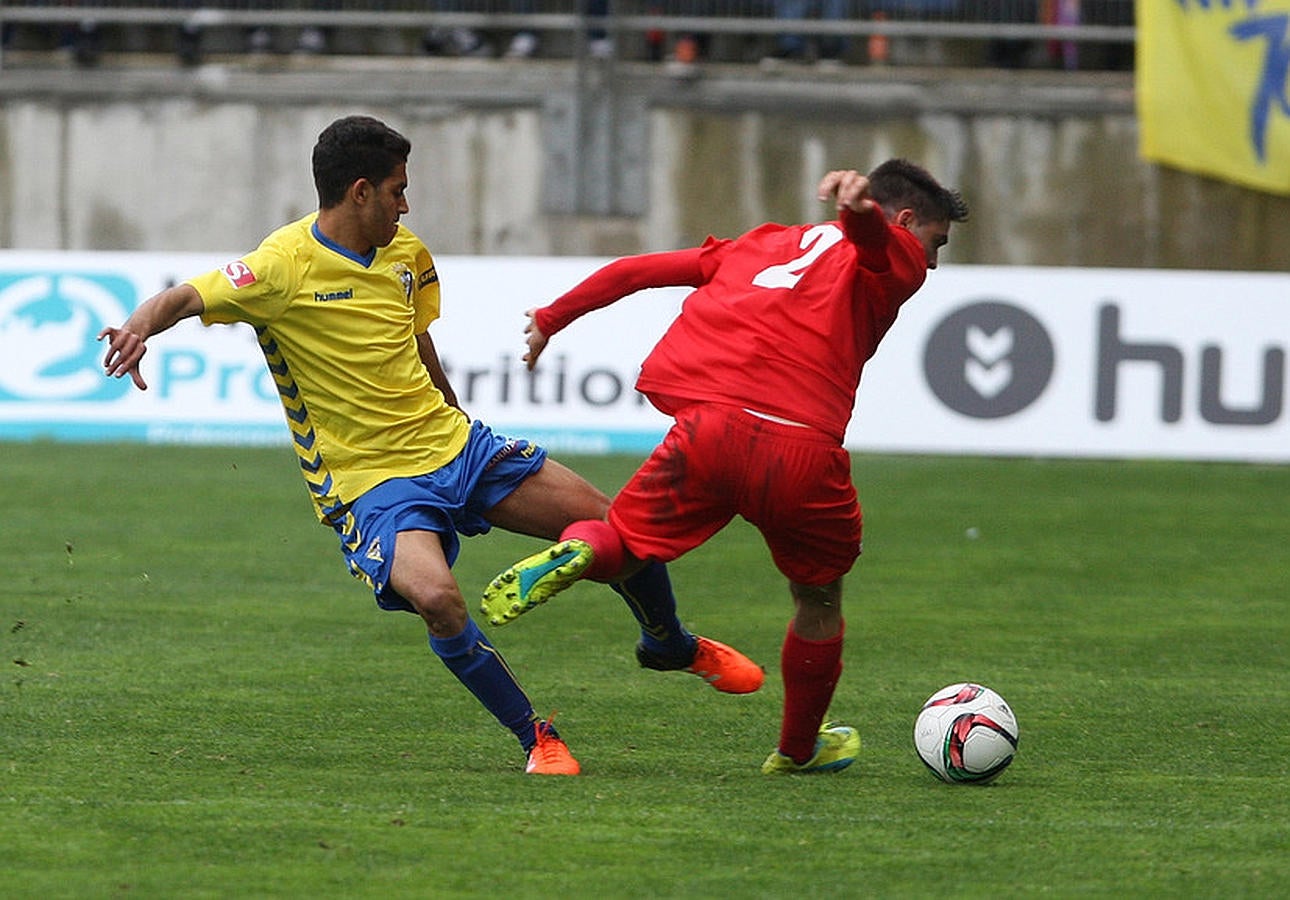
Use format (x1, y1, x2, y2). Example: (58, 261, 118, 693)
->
(337, 420, 547, 613)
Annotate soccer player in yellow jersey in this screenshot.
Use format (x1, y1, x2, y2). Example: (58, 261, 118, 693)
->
(98, 115, 761, 775)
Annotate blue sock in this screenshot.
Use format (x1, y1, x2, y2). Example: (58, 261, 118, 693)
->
(430, 618, 539, 753)
(612, 561, 696, 661)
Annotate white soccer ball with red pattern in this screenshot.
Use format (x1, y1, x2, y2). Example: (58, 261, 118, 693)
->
(914, 682, 1019, 784)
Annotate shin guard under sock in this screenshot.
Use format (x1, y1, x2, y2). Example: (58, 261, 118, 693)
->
(430, 618, 538, 752)
(778, 620, 845, 764)
(612, 561, 695, 661)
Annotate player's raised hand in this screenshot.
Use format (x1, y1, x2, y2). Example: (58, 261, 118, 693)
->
(523, 309, 550, 371)
(817, 170, 877, 216)
(98, 326, 150, 391)
(96, 284, 205, 392)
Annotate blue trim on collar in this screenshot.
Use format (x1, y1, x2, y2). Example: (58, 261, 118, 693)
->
(312, 220, 376, 267)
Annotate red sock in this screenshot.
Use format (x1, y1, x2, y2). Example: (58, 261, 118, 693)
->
(559, 519, 625, 581)
(778, 620, 845, 764)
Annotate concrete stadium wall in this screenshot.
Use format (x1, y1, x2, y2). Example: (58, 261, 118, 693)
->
(1, 57, 1287, 271)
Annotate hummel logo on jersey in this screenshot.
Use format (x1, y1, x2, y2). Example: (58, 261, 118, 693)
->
(485, 439, 537, 469)
(314, 288, 354, 302)
(365, 537, 384, 563)
(221, 260, 257, 288)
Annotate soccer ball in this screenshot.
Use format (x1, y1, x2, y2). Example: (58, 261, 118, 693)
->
(914, 682, 1019, 784)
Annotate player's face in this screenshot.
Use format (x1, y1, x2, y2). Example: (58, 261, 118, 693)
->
(362, 163, 410, 248)
(906, 216, 951, 269)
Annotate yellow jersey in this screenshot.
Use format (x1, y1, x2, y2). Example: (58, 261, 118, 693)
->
(190, 214, 471, 523)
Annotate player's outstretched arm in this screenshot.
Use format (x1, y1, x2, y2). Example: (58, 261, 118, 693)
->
(529, 248, 707, 370)
(98, 283, 204, 391)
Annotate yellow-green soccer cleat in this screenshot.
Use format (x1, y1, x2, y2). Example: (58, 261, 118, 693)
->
(761, 722, 861, 774)
(481, 539, 594, 626)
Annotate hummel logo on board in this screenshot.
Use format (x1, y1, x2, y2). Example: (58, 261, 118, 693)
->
(924, 301, 1055, 419)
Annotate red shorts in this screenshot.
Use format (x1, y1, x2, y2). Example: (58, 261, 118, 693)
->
(609, 403, 862, 586)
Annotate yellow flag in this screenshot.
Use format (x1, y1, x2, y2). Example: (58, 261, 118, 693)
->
(1137, 0, 1290, 195)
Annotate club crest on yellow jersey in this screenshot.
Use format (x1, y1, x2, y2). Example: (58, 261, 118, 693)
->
(392, 263, 414, 305)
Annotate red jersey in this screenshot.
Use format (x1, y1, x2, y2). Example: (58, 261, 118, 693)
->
(535, 205, 928, 442)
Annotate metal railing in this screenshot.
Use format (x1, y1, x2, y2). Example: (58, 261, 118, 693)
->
(0, 0, 1135, 67)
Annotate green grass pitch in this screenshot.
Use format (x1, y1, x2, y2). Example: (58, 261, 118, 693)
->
(3, 443, 1287, 897)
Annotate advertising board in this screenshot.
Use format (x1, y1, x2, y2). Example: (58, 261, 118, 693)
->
(2, 251, 1285, 462)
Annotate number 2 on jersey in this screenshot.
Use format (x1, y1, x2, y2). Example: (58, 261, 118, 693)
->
(750, 224, 844, 290)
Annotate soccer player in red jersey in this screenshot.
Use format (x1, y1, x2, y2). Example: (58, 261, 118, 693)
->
(482, 159, 968, 773)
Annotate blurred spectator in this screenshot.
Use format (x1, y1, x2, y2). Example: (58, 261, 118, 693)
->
(71, 19, 101, 67)
(177, 21, 202, 65)
(241, 26, 329, 55)
(1081, 0, 1132, 70)
(294, 0, 337, 54)
(422, 0, 607, 59)
(502, 0, 540, 58)
(423, 26, 491, 57)
(978, 0, 1040, 68)
(296, 26, 328, 54)
(585, 0, 614, 58)
(422, 0, 495, 61)
(239, 1, 332, 57)
(868, 0, 959, 67)
(764, 0, 850, 66)
(495, 0, 611, 58)
(653, 0, 715, 71)
(1044, 0, 1078, 71)
(500, 0, 612, 59)
(247, 26, 274, 53)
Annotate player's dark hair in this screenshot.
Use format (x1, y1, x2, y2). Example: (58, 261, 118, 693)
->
(868, 158, 969, 224)
(312, 116, 412, 209)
